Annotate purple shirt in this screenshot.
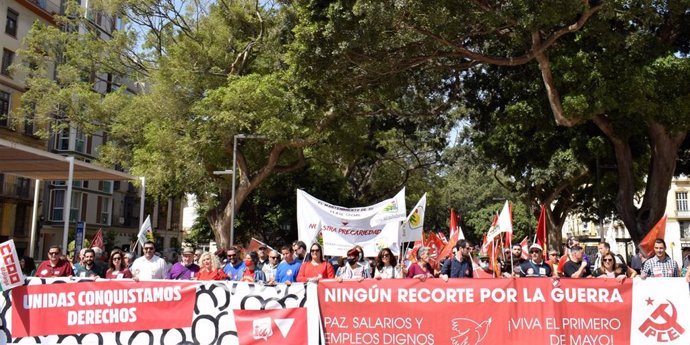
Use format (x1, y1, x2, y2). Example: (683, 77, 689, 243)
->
(166, 262, 200, 280)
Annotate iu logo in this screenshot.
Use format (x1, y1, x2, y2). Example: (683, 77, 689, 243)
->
(638, 298, 685, 342)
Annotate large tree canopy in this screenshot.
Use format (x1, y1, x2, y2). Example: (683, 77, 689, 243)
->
(289, 0, 690, 243)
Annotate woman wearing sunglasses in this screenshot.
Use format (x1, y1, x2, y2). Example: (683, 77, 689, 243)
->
(297, 243, 334, 283)
(105, 249, 133, 279)
(592, 252, 626, 283)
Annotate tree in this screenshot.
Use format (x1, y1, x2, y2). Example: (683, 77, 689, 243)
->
(290, 0, 690, 243)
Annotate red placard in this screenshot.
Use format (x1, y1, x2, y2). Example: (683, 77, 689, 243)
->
(11, 280, 196, 337)
(319, 278, 632, 345)
(234, 308, 308, 345)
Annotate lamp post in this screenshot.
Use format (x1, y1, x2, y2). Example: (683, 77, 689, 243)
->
(227, 134, 267, 246)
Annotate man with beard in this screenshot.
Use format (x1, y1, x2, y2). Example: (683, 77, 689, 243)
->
(35, 245, 73, 277)
(276, 246, 302, 284)
(131, 241, 167, 280)
(74, 249, 105, 278)
(223, 247, 245, 281)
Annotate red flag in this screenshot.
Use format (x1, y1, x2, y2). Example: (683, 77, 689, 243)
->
(406, 240, 423, 263)
(425, 232, 445, 270)
(90, 229, 104, 250)
(437, 232, 448, 245)
(639, 215, 667, 257)
(449, 208, 458, 238)
(504, 231, 512, 249)
(246, 238, 273, 253)
(536, 205, 547, 249)
(471, 255, 495, 278)
(520, 237, 529, 260)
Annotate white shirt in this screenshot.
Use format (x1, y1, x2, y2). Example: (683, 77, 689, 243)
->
(131, 255, 166, 280)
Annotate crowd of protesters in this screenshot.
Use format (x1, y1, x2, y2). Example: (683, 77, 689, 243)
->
(20, 237, 690, 284)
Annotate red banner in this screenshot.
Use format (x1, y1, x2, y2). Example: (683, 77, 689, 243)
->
(11, 280, 196, 337)
(319, 278, 632, 345)
(234, 308, 308, 344)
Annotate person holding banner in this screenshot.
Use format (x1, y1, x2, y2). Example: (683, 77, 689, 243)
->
(641, 239, 680, 278)
(167, 247, 200, 280)
(263, 250, 281, 284)
(373, 248, 403, 279)
(74, 249, 106, 278)
(196, 252, 228, 280)
(276, 246, 302, 284)
(518, 244, 553, 278)
(240, 252, 266, 283)
(131, 241, 167, 280)
(223, 247, 246, 281)
(20, 256, 35, 276)
(105, 249, 133, 279)
(406, 247, 435, 281)
(336, 247, 371, 281)
(297, 243, 335, 283)
(592, 252, 626, 283)
(35, 245, 73, 278)
(562, 245, 591, 278)
(440, 241, 473, 281)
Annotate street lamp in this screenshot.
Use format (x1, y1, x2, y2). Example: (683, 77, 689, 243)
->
(228, 134, 267, 246)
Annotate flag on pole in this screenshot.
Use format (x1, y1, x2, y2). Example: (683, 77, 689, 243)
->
(425, 232, 445, 270)
(0, 240, 25, 291)
(400, 193, 427, 243)
(137, 215, 154, 246)
(449, 208, 465, 240)
(605, 220, 618, 254)
(437, 232, 448, 245)
(90, 228, 104, 250)
(639, 215, 666, 257)
(486, 201, 512, 243)
(535, 205, 547, 249)
(519, 237, 529, 260)
(246, 238, 274, 253)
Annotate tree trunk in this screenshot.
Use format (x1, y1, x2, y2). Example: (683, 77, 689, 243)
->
(594, 116, 687, 243)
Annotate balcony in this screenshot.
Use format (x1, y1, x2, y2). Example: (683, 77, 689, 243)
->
(27, 0, 61, 15)
(0, 182, 32, 200)
(675, 210, 690, 219)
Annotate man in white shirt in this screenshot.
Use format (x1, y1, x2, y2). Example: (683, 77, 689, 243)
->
(131, 241, 167, 280)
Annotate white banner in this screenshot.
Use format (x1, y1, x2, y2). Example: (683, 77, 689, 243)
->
(630, 278, 690, 344)
(297, 189, 406, 257)
(400, 193, 426, 243)
(0, 240, 24, 291)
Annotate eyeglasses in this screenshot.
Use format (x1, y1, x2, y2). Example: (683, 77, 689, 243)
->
(603, 258, 614, 262)
(48, 251, 60, 255)
(143, 247, 155, 251)
(112, 257, 122, 261)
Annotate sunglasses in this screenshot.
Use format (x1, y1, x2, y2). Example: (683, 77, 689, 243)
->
(603, 258, 614, 262)
(311, 249, 320, 253)
(112, 257, 121, 260)
(269, 256, 279, 259)
(143, 247, 155, 251)
(549, 253, 558, 256)
(48, 251, 60, 255)
(382, 253, 390, 257)
(227, 254, 236, 257)
(529, 250, 540, 254)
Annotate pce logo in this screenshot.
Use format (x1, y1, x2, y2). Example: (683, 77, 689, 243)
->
(638, 298, 685, 342)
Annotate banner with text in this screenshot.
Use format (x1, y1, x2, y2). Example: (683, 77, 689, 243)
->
(319, 278, 634, 345)
(1, 278, 320, 345)
(11, 280, 197, 337)
(0, 240, 24, 291)
(297, 189, 406, 257)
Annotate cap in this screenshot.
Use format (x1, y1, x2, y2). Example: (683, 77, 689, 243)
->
(182, 247, 194, 255)
(570, 244, 583, 251)
(529, 243, 543, 252)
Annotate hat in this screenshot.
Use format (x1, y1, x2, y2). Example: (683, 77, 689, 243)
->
(529, 243, 543, 252)
(570, 244, 583, 251)
(182, 247, 194, 255)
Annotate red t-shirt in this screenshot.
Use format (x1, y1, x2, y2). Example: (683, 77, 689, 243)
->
(105, 268, 133, 279)
(196, 269, 227, 281)
(35, 259, 73, 277)
(296, 261, 335, 282)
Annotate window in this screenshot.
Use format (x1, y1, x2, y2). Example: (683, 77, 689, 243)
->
(15, 178, 29, 198)
(50, 190, 64, 221)
(676, 192, 688, 212)
(0, 173, 4, 194)
(100, 197, 111, 225)
(55, 128, 69, 150)
(98, 180, 112, 193)
(2, 49, 14, 76)
(680, 222, 690, 239)
(5, 9, 17, 37)
(50, 190, 80, 221)
(75, 129, 85, 152)
(0, 91, 9, 127)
